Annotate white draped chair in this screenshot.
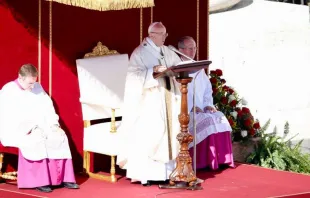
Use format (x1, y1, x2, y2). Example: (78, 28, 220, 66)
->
(76, 42, 128, 182)
(0, 89, 18, 181)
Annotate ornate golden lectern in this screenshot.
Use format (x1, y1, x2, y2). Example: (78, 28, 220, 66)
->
(154, 60, 212, 190)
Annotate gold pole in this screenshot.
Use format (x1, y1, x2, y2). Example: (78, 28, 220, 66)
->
(140, 8, 143, 43)
(150, 6, 153, 24)
(49, 0, 53, 96)
(207, 0, 209, 59)
(38, 0, 42, 83)
(196, 0, 200, 61)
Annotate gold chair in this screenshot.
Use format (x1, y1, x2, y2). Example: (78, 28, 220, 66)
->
(76, 42, 128, 182)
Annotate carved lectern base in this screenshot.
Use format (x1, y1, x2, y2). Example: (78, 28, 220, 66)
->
(158, 182, 203, 190)
(153, 61, 211, 192)
(159, 133, 203, 191)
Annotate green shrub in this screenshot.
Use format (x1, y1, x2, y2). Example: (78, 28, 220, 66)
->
(246, 120, 310, 174)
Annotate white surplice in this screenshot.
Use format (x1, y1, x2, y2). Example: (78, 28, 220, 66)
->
(0, 81, 72, 161)
(187, 70, 232, 146)
(117, 38, 182, 184)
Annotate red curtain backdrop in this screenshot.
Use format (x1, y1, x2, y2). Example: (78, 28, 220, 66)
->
(0, 0, 209, 172)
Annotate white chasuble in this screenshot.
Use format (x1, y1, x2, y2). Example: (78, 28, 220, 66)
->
(117, 38, 182, 183)
(0, 81, 72, 161)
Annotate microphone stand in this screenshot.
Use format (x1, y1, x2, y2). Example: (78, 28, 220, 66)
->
(192, 69, 204, 185)
(168, 45, 196, 62)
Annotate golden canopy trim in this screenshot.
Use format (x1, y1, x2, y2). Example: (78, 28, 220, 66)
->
(46, 0, 154, 11)
(84, 42, 119, 58)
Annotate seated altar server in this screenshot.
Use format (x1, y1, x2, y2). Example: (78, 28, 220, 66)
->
(0, 64, 79, 192)
(117, 22, 182, 186)
(178, 36, 234, 170)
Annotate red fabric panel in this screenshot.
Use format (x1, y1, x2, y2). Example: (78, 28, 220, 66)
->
(0, 0, 209, 173)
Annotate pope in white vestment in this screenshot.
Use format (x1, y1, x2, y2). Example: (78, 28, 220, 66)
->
(0, 64, 78, 192)
(117, 22, 182, 186)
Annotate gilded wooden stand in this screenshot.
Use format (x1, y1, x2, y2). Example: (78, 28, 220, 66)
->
(159, 73, 202, 190)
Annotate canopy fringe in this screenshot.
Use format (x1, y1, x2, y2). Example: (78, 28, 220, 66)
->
(46, 0, 154, 11)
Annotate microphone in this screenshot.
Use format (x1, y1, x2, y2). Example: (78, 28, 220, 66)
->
(168, 45, 195, 62)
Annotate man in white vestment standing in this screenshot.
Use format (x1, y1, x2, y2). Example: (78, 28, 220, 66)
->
(177, 36, 234, 170)
(117, 22, 182, 186)
(0, 64, 79, 192)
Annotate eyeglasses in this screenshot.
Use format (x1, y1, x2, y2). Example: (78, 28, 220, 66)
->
(151, 32, 168, 38)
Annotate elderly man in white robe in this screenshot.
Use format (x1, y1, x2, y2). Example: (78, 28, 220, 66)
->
(0, 64, 79, 192)
(117, 22, 182, 186)
(177, 36, 234, 170)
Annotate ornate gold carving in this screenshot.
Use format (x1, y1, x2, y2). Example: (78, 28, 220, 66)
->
(169, 132, 196, 185)
(178, 114, 190, 128)
(84, 42, 119, 58)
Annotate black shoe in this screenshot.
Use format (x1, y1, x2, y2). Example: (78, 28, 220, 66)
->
(142, 181, 151, 187)
(36, 186, 52, 193)
(63, 182, 79, 189)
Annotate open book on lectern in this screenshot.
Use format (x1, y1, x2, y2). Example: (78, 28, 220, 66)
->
(153, 60, 212, 79)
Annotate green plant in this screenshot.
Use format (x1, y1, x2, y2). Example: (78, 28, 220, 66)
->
(246, 120, 310, 174)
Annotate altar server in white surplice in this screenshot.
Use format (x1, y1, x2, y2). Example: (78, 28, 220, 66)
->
(0, 64, 78, 193)
(117, 22, 182, 186)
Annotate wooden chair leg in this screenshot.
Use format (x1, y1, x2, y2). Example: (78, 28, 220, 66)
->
(83, 150, 90, 174)
(110, 156, 116, 182)
(0, 153, 3, 175)
(82, 151, 117, 182)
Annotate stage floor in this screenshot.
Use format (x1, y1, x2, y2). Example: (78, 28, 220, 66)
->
(1, 163, 310, 198)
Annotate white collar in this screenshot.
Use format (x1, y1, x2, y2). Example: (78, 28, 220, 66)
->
(146, 37, 161, 52)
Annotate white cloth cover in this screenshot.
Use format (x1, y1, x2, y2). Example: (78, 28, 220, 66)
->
(116, 38, 182, 184)
(76, 54, 129, 155)
(76, 54, 129, 120)
(83, 121, 121, 156)
(0, 82, 72, 161)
